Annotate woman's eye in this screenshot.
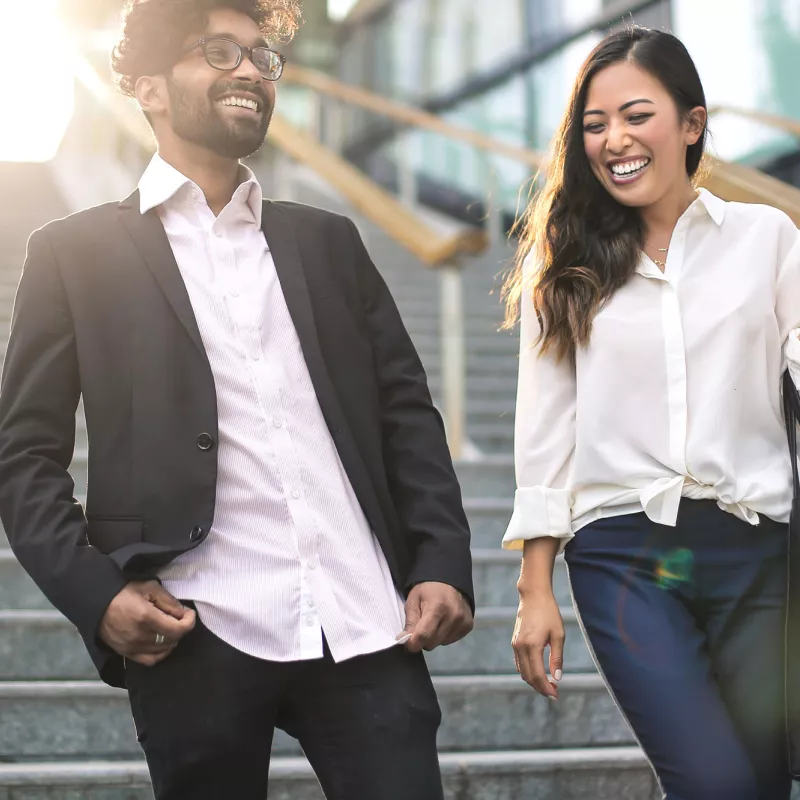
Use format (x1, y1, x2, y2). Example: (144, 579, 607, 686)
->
(583, 123, 604, 133)
(628, 114, 653, 124)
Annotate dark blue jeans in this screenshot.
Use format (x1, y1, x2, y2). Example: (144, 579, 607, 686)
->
(565, 500, 791, 800)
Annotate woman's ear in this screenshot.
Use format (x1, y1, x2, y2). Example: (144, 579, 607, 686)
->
(135, 75, 168, 118)
(685, 106, 708, 146)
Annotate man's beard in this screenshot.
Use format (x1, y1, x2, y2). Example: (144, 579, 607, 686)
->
(166, 79, 273, 159)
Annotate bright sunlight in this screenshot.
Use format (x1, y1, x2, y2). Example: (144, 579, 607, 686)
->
(0, 0, 74, 162)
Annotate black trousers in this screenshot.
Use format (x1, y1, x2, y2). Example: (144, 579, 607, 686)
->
(565, 500, 791, 800)
(125, 614, 444, 800)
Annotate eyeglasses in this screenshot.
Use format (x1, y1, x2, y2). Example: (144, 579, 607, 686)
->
(179, 37, 285, 81)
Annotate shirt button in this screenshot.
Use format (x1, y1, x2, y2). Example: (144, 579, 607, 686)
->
(291, 489, 301, 499)
(305, 616, 315, 627)
(308, 556, 318, 570)
(305, 599, 315, 609)
(273, 418, 283, 428)
(230, 288, 239, 298)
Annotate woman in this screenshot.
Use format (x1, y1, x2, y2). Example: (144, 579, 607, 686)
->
(503, 26, 800, 799)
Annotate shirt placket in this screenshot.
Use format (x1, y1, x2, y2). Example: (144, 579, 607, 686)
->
(213, 218, 323, 658)
(658, 217, 693, 520)
(247, 285, 323, 659)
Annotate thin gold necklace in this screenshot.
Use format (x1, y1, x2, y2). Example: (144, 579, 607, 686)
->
(646, 241, 669, 269)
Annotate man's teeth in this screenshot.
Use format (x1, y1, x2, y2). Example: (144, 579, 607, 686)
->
(610, 158, 650, 176)
(218, 96, 259, 112)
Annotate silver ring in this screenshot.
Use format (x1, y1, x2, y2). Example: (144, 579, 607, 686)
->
(154, 633, 165, 646)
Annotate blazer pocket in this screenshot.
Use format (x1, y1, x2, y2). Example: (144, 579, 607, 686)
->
(86, 517, 144, 554)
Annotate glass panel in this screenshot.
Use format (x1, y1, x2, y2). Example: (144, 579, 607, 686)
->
(528, 31, 602, 152)
(674, 0, 800, 163)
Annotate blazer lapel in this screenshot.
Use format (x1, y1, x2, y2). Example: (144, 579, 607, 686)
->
(118, 190, 205, 355)
(262, 201, 334, 400)
(262, 201, 396, 552)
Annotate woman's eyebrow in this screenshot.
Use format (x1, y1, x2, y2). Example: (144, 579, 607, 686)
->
(583, 98, 655, 117)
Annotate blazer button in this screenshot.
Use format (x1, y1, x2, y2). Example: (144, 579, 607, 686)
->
(196, 433, 214, 451)
(189, 526, 205, 543)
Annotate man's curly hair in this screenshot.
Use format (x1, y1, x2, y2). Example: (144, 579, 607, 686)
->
(112, 0, 302, 97)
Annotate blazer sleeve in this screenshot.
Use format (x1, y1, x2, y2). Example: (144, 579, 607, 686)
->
(345, 219, 474, 609)
(502, 254, 576, 552)
(777, 228, 800, 391)
(0, 228, 127, 649)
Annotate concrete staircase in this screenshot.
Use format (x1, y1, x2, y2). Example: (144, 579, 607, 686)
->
(0, 161, 664, 798)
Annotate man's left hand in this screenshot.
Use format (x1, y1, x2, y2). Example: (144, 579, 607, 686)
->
(400, 582, 474, 653)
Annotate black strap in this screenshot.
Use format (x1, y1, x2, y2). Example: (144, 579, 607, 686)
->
(784, 370, 800, 501)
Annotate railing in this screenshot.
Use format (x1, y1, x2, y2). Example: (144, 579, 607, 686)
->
(709, 105, 800, 139)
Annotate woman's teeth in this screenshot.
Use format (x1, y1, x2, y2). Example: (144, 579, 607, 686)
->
(610, 158, 650, 178)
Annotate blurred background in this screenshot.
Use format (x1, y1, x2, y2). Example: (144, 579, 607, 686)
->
(0, 1, 800, 798)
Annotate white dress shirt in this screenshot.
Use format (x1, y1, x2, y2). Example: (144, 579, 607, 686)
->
(138, 154, 406, 662)
(503, 189, 800, 551)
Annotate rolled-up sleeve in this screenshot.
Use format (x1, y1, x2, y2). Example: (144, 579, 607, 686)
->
(502, 255, 576, 551)
(777, 230, 800, 391)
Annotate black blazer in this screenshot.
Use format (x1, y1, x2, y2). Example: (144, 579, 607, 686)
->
(0, 194, 473, 688)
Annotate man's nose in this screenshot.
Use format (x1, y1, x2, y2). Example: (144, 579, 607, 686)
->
(231, 52, 263, 83)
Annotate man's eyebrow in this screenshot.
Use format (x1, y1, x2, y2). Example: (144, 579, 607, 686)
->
(207, 32, 269, 47)
(583, 98, 655, 117)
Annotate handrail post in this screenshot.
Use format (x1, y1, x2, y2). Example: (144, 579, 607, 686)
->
(481, 152, 505, 245)
(440, 264, 465, 460)
(326, 97, 344, 154)
(396, 132, 418, 208)
(310, 91, 324, 145)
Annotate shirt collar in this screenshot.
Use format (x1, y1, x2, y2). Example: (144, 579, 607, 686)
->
(138, 153, 263, 225)
(694, 188, 726, 226)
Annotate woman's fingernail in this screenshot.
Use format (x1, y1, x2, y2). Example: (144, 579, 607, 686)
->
(549, 695, 558, 702)
(554, 669, 563, 681)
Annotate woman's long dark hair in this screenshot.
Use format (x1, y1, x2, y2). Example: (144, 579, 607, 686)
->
(503, 28, 708, 362)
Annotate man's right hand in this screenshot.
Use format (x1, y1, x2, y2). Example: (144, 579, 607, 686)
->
(98, 581, 196, 666)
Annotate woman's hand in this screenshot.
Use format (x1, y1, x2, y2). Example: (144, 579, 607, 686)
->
(512, 589, 565, 699)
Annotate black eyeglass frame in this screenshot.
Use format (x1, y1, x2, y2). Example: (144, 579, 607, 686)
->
(178, 37, 286, 81)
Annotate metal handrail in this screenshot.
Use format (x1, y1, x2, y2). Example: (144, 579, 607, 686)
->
(283, 65, 547, 169)
(709, 105, 800, 138)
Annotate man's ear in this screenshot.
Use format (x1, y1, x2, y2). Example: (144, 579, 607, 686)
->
(685, 105, 707, 146)
(135, 75, 169, 118)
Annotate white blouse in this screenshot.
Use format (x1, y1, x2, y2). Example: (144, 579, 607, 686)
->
(503, 189, 800, 551)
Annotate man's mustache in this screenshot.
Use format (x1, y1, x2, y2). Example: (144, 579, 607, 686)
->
(210, 82, 270, 108)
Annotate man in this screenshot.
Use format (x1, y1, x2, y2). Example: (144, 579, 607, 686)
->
(0, 1, 474, 797)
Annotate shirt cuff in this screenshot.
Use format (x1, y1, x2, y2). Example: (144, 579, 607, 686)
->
(787, 329, 800, 390)
(502, 486, 573, 551)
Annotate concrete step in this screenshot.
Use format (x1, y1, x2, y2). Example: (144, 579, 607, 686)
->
(0, 606, 592, 681)
(463, 497, 513, 548)
(471, 422, 515, 454)
(472, 550, 571, 607)
(0, 749, 667, 799)
(453, 457, 514, 497)
(0, 547, 568, 612)
(0, 673, 632, 762)
(406, 332, 518, 356)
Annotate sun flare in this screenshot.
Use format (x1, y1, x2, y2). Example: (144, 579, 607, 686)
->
(0, 0, 74, 162)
